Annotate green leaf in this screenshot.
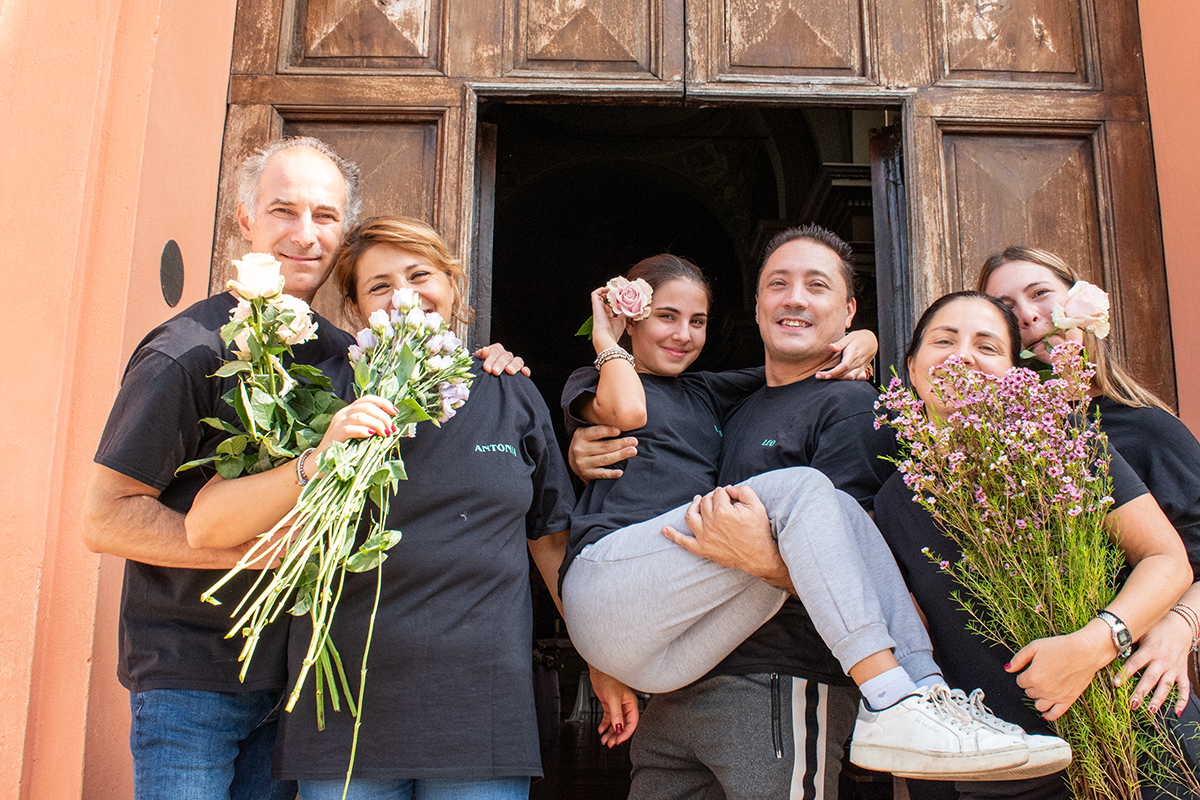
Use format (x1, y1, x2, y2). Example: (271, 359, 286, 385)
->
(215, 459, 247, 480)
(175, 455, 216, 474)
(354, 356, 372, 392)
(236, 382, 257, 436)
(345, 549, 386, 573)
(248, 386, 277, 432)
(213, 360, 253, 378)
(396, 344, 418, 390)
(199, 416, 242, 435)
(575, 316, 594, 336)
(289, 585, 314, 616)
(216, 435, 249, 457)
(377, 375, 401, 400)
(393, 397, 432, 425)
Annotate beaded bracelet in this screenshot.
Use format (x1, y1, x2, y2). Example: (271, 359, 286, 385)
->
(1171, 602, 1200, 652)
(296, 447, 317, 487)
(594, 345, 635, 370)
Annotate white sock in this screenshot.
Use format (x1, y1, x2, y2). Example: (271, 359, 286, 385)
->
(859, 666, 918, 711)
(915, 673, 943, 689)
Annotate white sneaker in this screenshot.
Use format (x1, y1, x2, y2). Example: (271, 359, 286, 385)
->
(892, 689, 1071, 780)
(850, 684, 1030, 775)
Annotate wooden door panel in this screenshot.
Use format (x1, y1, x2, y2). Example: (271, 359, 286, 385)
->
(710, 0, 866, 80)
(513, 0, 658, 75)
(288, 0, 442, 70)
(935, 0, 1093, 85)
(942, 129, 1103, 288)
(211, 110, 447, 329)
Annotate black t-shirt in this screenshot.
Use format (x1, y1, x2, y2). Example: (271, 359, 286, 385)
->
(704, 378, 898, 684)
(275, 365, 575, 781)
(1095, 397, 1200, 580)
(94, 292, 354, 693)
(875, 446, 1147, 736)
(559, 367, 764, 582)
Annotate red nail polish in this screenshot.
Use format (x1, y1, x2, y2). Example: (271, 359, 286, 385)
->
(1148, 706, 1157, 715)
(615, 724, 624, 734)
(1003, 662, 1011, 670)
(1131, 698, 1139, 709)
(1178, 708, 1185, 719)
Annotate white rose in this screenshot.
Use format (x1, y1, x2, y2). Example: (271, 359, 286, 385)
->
(392, 288, 418, 312)
(368, 308, 394, 336)
(405, 307, 427, 329)
(228, 253, 284, 300)
(423, 312, 445, 332)
(1051, 280, 1110, 339)
(272, 294, 319, 345)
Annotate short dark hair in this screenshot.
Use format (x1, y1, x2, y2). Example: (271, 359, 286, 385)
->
(758, 224, 856, 300)
(903, 291, 1021, 380)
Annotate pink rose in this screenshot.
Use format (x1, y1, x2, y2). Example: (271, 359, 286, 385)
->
(604, 277, 653, 321)
(1051, 280, 1110, 339)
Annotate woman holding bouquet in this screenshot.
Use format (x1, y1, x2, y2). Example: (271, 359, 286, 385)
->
(186, 216, 599, 799)
(875, 290, 1192, 799)
(980, 247, 1200, 717)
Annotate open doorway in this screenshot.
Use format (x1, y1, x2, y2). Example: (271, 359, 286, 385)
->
(482, 102, 887, 437)
(478, 100, 895, 799)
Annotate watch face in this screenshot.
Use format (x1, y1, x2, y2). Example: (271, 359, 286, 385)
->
(1117, 629, 1133, 647)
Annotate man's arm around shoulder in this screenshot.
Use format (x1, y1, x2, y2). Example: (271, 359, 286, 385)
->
(82, 464, 250, 569)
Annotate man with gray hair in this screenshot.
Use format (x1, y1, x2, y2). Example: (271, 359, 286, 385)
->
(82, 136, 360, 799)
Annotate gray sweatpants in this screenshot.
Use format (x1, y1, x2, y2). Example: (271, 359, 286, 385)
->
(629, 673, 860, 800)
(561, 466, 939, 693)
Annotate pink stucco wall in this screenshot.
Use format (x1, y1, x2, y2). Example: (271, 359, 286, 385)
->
(1141, 0, 1200, 433)
(0, 1, 236, 796)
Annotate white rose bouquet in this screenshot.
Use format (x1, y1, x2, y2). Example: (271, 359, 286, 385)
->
(178, 253, 344, 478)
(203, 286, 474, 786)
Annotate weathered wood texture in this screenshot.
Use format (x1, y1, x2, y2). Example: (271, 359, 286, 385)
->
(214, 0, 1174, 401)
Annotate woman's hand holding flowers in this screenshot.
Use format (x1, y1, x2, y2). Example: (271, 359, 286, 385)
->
(1119, 600, 1195, 718)
(590, 286, 628, 351)
(1007, 621, 1116, 721)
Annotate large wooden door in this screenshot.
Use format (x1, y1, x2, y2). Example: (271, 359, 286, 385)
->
(213, 0, 1174, 403)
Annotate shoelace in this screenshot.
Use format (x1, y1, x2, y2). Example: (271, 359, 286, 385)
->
(950, 688, 1026, 736)
(916, 684, 985, 733)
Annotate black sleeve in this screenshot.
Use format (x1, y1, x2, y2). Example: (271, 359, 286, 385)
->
(560, 366, 601, 439)
(810, 407, 897, 512)
(690, 367, 766, 423)
(94, 348, 216, 491)
(524, 379, 577, 540)
(1106, 441, 1148, 509)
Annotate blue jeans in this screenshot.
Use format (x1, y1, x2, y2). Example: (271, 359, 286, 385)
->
(299, 777, 530, 799)
(129, 688, 296, 800)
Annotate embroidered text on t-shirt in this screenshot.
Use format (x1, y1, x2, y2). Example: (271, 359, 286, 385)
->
(475, 443, 519, 457)
(761, 439, 777, 446)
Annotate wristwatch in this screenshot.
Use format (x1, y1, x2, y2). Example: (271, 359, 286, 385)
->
(1095, 609, 1133, 658)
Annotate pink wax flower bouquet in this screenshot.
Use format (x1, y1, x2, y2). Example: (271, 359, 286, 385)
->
(876, 343, 1195, 800)
(575, 275, 654, 336)
(178, 253, 344, 479)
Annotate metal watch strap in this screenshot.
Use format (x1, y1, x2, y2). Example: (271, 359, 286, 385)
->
(1095, 609, 1133, 658)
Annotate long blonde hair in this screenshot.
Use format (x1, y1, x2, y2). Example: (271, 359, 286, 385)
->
(977, 246, 1172, 412)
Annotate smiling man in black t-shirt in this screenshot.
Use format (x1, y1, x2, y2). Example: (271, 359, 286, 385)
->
(570, 225, 939, 799)
(81, 137, 361, 800)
